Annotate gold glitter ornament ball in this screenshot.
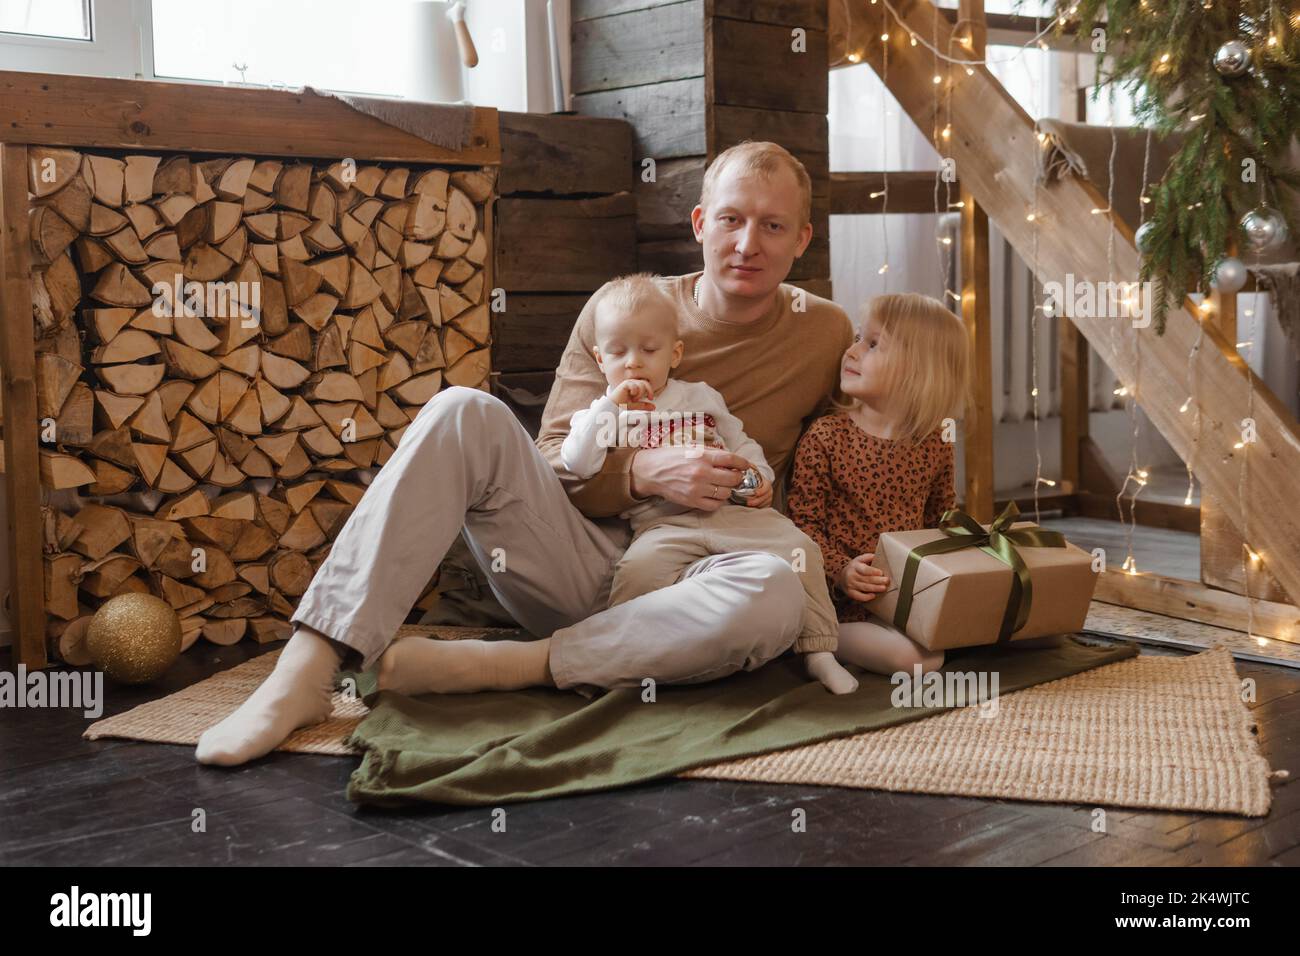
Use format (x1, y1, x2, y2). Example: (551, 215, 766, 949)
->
(86, 594, 182, 684)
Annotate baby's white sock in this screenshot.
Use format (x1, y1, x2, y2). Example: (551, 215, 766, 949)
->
(196, 627, 342, 766)
(805, 651, 859, 695)
(377, 636, 553, 695)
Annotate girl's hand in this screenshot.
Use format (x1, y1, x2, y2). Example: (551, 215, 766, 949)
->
(744, 471, 773, 508)
(837, 554, 891, 602)
(610, 378, 655, 408)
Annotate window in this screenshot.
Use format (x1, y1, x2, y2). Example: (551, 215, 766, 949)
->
(0, 0, 91, 40)
(149, 0, 455, 98)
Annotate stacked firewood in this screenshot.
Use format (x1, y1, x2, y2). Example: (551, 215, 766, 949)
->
(26, 147, 494, 661)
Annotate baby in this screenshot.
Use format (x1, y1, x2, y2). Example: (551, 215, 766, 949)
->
(561, 274, 860, 694)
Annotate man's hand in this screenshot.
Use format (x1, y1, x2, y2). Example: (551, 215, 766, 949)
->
(744, 470, 773, 509)
(837, 554, 891, 602)
(609, 378, 655, 409)
(629, 446, 750, 511)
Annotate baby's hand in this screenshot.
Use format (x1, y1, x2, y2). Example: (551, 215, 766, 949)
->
(744, 470, 773, 509)
(837, 554, 891, 602)
(610, 378, 655, 407)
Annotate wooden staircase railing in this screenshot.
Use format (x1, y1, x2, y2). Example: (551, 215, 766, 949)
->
(833, 0, 1300, 606)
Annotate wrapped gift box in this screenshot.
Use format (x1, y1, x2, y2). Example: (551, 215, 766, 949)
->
(867, 520, 1098, 651)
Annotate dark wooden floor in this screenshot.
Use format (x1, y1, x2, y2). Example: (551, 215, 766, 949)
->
(2, 636, 1297, 866)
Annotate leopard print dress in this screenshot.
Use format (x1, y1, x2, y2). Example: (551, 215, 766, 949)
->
(786, 412, 956, 623)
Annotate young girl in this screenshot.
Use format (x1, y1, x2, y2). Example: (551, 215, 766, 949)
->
(787, 292, 970, 676)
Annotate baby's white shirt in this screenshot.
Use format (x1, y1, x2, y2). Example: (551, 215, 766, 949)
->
(559, 378, 775, 529)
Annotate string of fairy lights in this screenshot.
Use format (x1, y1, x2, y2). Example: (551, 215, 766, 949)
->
(836, 0, 1281, 645)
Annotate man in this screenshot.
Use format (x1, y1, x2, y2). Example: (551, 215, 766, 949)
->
(196, 141, 856, 767)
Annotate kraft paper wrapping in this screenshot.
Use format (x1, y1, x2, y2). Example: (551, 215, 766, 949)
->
(868, 521, 1098, 651)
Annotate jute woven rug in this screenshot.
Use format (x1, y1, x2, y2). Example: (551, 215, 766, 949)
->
(84, 635, 1275, 816)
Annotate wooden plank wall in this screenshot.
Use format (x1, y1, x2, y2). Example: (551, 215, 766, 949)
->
(492, 111, 635, 394)
(572, 0, 831, 297)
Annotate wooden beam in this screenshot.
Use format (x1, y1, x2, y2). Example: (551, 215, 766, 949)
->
(1094, 569, 1300, 644)
(1075, 492, 1201, 534)
(848, 0, 1300, 607)
(957, 0, 993, 523)
(960, 192, 994, 522)
(0, 144, 48, 669)
(499, 113, 634, 197)
(495, 194, 637, 292)
(572, 2, 705, 95)
(1059, 314, 1089, 493)
(0, 71, 500, 166)
(830, 171, 959, 215)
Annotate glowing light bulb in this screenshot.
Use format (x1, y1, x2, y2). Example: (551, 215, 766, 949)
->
(1039, 477, 1057, 487)
(869, 190, 886, 198)
(1247, 546, 1262, 564)
(1184, 492, 1194, 506)
(1234, 440, 1245, 449)
(911, 35, 918, 47)
(1179, 397, 1192, 413)
(941, 125, 951, 140)
(965, 67, 974, 76)
(1026, 213, 1037, 222)
(1031, 387, 1039, 397)
(847, 51, 862, 63)
(949, 201, 966, 209)
(933, 74, 942, 84)
(878, 263, 889, 274)
(939, 236, 953, 245)
(1140, 195, 1151, 204)
(881, 32, 889, 41)
(1159, 53, 1170, 63)
(1114, 385, 1129, 396)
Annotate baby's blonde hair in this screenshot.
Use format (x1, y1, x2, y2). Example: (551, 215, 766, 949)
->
(594, 273, 678, 337)
(839, 293, 970, 442)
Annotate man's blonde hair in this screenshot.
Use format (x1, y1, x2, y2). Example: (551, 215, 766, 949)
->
(839, 293, 970, 442)
(595, 273, 678, 334)
(700, 141, 812, 227)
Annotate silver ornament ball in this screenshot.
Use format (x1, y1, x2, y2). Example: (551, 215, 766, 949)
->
(1241, 207, 1289, 252)
(1134, 220, 1157, 254)
(1213, 40, 1251, 77)
(1210, 257, 1248, 294)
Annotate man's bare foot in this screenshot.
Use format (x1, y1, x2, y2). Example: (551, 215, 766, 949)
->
(377, 636, 553, 695)
(195, 628, 342, 766)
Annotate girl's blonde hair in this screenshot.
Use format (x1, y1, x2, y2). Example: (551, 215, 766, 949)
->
(837, 293, 970, 442)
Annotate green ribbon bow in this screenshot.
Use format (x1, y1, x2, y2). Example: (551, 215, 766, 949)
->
(891, 501, 1067, 643)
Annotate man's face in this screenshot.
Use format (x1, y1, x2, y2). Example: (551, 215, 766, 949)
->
(691, 164, 812, 301)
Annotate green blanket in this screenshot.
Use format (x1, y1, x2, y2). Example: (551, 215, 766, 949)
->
(344, 634, 1137, 807)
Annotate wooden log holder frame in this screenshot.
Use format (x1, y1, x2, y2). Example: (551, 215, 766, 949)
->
(0, 71, 501, 670)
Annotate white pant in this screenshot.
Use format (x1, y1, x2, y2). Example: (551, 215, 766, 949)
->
(292, 387, 804, 688)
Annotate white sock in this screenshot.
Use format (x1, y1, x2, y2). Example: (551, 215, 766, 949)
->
(195, 627, 342, 766)
(804, 651, 859, 695)
(377, 637, 553, 695)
